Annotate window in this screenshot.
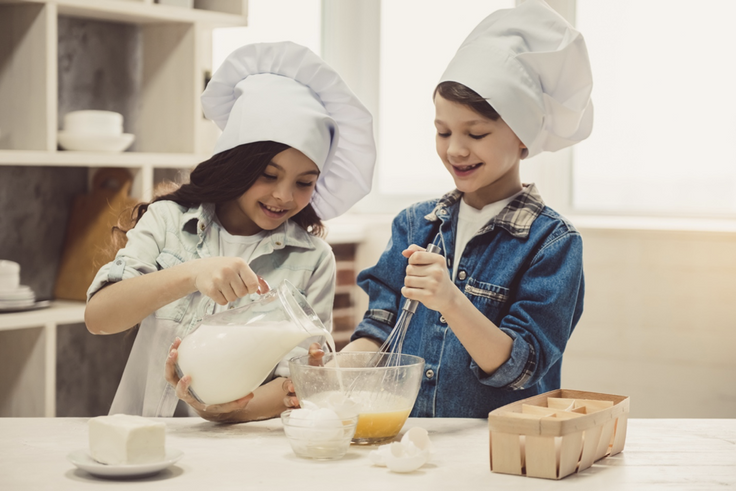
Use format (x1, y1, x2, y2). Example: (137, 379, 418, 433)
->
(376, 0, 515, 199)
(573, 0, 736, 217)
(212, 0, 321, 74)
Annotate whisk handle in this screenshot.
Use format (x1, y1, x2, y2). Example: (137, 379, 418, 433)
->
(402, 243, 442, 314)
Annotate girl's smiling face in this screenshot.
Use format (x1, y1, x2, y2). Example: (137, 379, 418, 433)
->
(434, 93, 526, 208)
(218, 147, 319, 235)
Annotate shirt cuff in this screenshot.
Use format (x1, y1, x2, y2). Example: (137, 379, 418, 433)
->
(350, 310, 394, 344)
(86, 257, 145, 303)
(470, 329, 535, 390)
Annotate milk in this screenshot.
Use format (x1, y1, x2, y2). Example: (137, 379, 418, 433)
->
(177, 320, 333, 405)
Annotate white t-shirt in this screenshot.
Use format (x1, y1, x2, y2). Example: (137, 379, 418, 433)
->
(453, 192, 521, 281)
(213, 226, 268, 314)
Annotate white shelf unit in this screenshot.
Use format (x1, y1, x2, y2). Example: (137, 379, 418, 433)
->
(0, 0, 247, 417)
(0, 0, 247, 200)
(0, 301, 85, 417)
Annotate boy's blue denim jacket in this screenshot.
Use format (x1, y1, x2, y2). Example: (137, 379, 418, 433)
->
(351, 184, 584, 418)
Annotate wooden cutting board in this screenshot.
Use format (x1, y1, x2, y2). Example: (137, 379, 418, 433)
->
(53, 168, 139, 301)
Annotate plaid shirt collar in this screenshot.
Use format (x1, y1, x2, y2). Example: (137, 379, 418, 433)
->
(424, 183, 545, 238)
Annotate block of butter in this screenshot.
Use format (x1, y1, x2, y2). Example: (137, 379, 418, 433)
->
(89, 414, 166, 465)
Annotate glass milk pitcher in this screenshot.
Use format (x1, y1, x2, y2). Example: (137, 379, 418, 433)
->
(175, 279, 329, 405)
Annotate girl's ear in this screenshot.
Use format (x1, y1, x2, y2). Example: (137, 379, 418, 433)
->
(520, 145, 529, 160)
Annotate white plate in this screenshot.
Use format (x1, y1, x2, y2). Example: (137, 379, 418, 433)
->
(67, 448, 183, 478)
(0, 286, 35, 302)
(0, 300, 49, 313)
(0, 285, 32, 297)
(0, 295, 37, 307)
(58, 131, 135, 153)
(0, 300, 45, 312)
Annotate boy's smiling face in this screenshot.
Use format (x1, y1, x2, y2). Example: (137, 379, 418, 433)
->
(218, 147, 319, 236)
(434, 93, 525, 209)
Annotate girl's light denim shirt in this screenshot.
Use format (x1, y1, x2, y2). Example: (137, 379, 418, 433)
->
(87, 200, 336, 417)
(351, 184, 584, 418)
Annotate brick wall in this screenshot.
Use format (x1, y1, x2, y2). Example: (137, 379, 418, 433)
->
(330, 242, 358, 350)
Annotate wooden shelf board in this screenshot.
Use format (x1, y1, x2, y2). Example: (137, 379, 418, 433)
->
(0, 150, 206, 168)
(0, 300, 86, 331)
(2, 0, 247, 27)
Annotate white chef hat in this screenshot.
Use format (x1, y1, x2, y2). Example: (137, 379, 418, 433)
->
(439, 0, 593, 158)
(201, 41, 376, 220)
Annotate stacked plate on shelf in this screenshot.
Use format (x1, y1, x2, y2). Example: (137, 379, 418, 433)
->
(0, 285, 36, 311)
(0, 260, 40, 312)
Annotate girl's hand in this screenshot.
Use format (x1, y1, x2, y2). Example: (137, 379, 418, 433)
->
(165, 338, 254, 422)
(282, 342, 325, 407)
(401, 244, 460, 313)
(189, 257, 263, 306)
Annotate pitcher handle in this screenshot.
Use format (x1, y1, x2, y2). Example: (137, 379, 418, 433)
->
(256, 275, 271, 295)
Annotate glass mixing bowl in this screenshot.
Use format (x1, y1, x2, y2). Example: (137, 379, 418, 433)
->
(289, 352, 425, 445)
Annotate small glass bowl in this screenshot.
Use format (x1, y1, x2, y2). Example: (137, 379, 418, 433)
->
(281, 409, 358, 460)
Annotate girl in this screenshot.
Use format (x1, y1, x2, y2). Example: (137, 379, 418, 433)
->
(342, 0, 593, 418)
(85, 42, 376, 422)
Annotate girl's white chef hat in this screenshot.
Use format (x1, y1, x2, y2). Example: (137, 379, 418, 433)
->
(201, 41, 376, 220)
(439, 0, 593, 158)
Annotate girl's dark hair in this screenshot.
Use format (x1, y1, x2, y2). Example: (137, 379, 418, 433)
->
(434, 81, 501, 121)
(118, 140, 325, 245)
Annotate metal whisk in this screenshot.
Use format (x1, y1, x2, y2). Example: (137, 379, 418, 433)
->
(370, 242, 442, 368)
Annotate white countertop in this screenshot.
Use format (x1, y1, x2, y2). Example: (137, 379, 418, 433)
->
(1, 417, 734, 490)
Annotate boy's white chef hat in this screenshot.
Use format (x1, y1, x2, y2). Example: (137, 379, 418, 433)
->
(439, 0, 593, 158)
(201, 41, 376, 220)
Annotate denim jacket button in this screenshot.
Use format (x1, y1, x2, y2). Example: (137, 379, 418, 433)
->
(425, 369, 435, 379)
(440, 315, 446, 324)
(458, 271, 467, 281)
(199, 222, 205, 231)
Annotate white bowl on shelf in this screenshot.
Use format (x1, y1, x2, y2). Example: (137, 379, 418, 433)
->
(57, 131, 135, 153)
(63, 110, 123, 135)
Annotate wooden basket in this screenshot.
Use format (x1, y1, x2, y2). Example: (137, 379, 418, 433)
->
(488, 389, 630, 480)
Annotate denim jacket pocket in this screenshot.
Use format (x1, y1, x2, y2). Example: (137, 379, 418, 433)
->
(464, 277, 509, 308)
(153, 251, 192, 322)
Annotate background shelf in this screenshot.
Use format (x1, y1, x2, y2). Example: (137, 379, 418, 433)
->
(2, 0, 248, 26)
(0, 150, 207, 168)
(0, 300, 85, 332)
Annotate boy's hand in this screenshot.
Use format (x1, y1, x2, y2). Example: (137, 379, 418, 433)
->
(401, 244, 459, 313)
(189, 257, 265, 305)
(164, 337, 254, 422)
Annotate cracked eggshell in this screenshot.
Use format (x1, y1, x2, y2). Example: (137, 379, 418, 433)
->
(369, 427, 433, 473)
(402, 427, 433, 455)
(385, 441, 427, 473)
(369, 444, 391, 467)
